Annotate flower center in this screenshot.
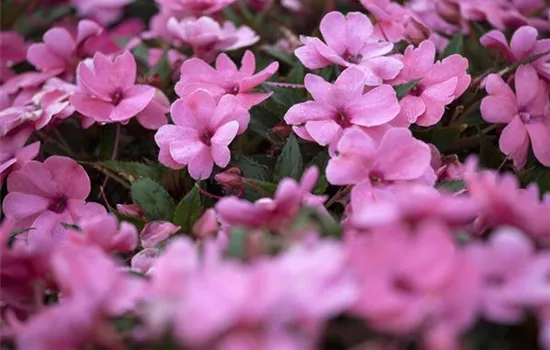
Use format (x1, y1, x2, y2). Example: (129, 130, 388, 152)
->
(110, 89, 123, 106)
(49, 197, 67, 213)
(345, 53, 363, 64)
(519, 111, 531, 123)
(392, 276, 415, 294)
(200, 130, 213, 146)
(369, 170, 384, 184)
(229, 85, 239, 95)
(335, 110, 352, 128)
(409, 85, 423, 97)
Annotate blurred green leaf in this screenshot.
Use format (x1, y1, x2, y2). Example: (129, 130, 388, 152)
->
(437, 180, 466, 192)
(274, 134, 303, 181)
(440, 33, 463, 59)
(519, 166, 550, 194)
(227, 227, 248, 259)
(131, 179, 175, 221)
(233, 155, 269, 181)
(173, 186, 201, 234)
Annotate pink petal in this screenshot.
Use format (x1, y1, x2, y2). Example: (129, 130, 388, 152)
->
(211, 121, 239, 147)
(211, 144, 231, 167)
(239, 61, 279, 92)
(333, 67, 367, 102)
(170, 140, 206, 165)
(284, 101, 336, 125)
(211, 95, 250, 133)
(525, 118, 550, 166)
(111, 85, 155, 121)
(480, 30, 514, 61)
(235, 92, 272, 109)
(2, 192, 50, 223)
(43, 28, 76, 59)
(295, 37, 333, 69)
(186, 89, 217, 126)
(347, 84, 400, 126)
(398, 41, 435, 80)
(499, 116, 529, 169)
(480, 96, 517, 124)
(510, 26, 538, 60)
(111, 51, 138, 90)
(319, 11, 348, 56)
(345, 12, 375, 56)
(304, 120, 342, 146)
(515, 64, 543, 110)
(27, 44, 66, 72)
(70, 92, 114, 121)
(375, 128, 432, 181)
(398, 95, 426, 124)
(304, 74, 333, 104)
(155, 125, 199, 147)
(239, 50, 256, 76)
(43, 156, 91, 199)
(187, 147, 214, 180)
(215, 53, 238, 73)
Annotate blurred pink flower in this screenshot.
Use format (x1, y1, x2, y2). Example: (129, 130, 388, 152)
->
(284, 67, 400, 150)
(70, 51, 155, 125)
(480, 65, 550, 169)
(167, 16, 259, 61)
(27, 20, 102, 78)
(390, 40, 470, 127)
(193, 208, 220, 239)
(156, 0, 236, 15)
(176, 51, 279, 109)
(2, 156, 105, 235)
(154, 90, 249, 179)
(0, 128, 40, 188)
(295, 11, 404, 86)
(0, 31, 27, 82)
(481, 26, 550, 81)
(360, 0, 409, 42)
(71, 0, 133, 25)
(326, 128, 436, 197)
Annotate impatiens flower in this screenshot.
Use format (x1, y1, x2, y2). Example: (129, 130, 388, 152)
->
(0, 70, 61, 110)
(284, 67, 400, 150)
(360, 0, 409, 43)
(156, 0, 237, 15)
(326, 127, 436, 198)
(70, 0, 133, 25)
(0, 128, 40, 187)
(0, 31, 27, 82)
(480, 65, 550, 168)
(167, 16, 259, 61)
(27, 20, 103, 78)
(154, 89, 249, 179)
(2, 156, 105, 236)
(216, 166, 327, 232)
(390, 40, 470, 126)
(176, 51, 279, 109)
(295, 11, 404, 85)
(70, 51, 155, 126)
(481, 26, 550, 81)
(443, 0, 528, 30)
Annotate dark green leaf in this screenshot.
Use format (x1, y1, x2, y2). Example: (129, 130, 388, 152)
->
(248, 106, 280, 139)
(261, 84, 304, 113)
(173, 186, 201, 234)
(148, 48, 172, 85)
(274, 134, 303, 181)
(437, 180, 466, 192)
(232, 155, 269, 181)
(394, 79, 421, 99)
(440, 33, 463, 59)
(131, 179, 175, 221)
(243, 178, 277, 197)
(287, 63, 305, 84)
(227, 227, 248, 259)
(520, 166, 550, 194)
(84, 160, 164, 183)
(262, 47, 296, 66)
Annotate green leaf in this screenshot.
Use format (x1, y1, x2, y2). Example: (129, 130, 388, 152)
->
(286, 63, 305, 84)
(394, 79, 421, 99)
(262, 47, 296, 66)
(520, 166, 550, 194)
(248, 106, 280, 139)
(261, 84, 304, 113)
(437, 180, 466, 192)
(131, 179, 175, 221)
(232, 155, 269, 181)
(274, 134, 303, 181)
(148, 48, 171, 86)
(243, 178, 277, 197)
(440, 33, 463, 59)
(227, 227, 248, 259)
(84, 160, 164, 183)
(173, 186, 201, 234)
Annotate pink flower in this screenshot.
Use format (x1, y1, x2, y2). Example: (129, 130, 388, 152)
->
(390, 40, 470, 127)
(295, 11, 404, 86)
(446, 0, 528, 30)
(464, 159, 550, 240)
(284, 67, 400, 150)
(70, 0, 133, 25)
(176, 51, 279, 109)
(2, 156, 105, 235)
(216, 167, 327, 232)
(156, 0, 237, 15)
(326, 127, 436, 197)
(154, 90, 249, 179)
(167, 16, 259, 61)
(0, 128, 40, 188)
(0, 70, 61, 110)
(140, 221, 180, 248)
(70, 51, 155, 126)
(480, 65, 550, 168)
(0, 31, 27, 83)
(360, 0, 409, 42)
(481, 26, 550, 81)
(193, 208, 220, 239)
(27, 20, 102, 79)
(68, 213, 138, 253)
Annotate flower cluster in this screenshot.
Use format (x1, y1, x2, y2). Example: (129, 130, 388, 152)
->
(2, 0, 550, 349)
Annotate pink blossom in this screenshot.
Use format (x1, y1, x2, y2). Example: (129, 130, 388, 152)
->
(167, 16, 259, 61)
(27, 20, 102, 78)
(480, 65, 550, 168)
(140, 221, 180, 248)
(326, 127, 436, 198)
(70, 0, 133, 25)
(216, 166, 327, 232)
(154, 89, 249, 179)
(193, 208, 220, 239)
(0, 128, 40, 188)
(2, 156, 105, 235)
(156, 0, 237, 15)
(360, 0, 409, 43)
(70, 51, 155, 126)
(68, 213, 138, 253)
(295, 11, 404, 86)
(132, 88, 170, 130)
(0, 70, 61, 110)
(464, 159, 550, 241)
(390, 40, 470, 127)
(0, 31, 27, 82)
(176, 51, 279, 109)
(284, 67, 400, 150)
(445, 0, 528, 30)
(481, 26, 550, 81)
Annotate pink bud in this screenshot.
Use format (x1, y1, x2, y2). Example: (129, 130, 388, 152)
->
(193, 208, 219, 239)
(215, 167, 243, 188)
(131, 248, 160, 274)
(404, 17, 431, 46)
(140, 221, 180, 248)
(117, 203, 144, 218)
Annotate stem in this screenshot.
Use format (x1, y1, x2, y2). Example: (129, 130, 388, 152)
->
(92, 166, 131, 190)
(325, 186, 351, 208)
(101, 124, 122, 189)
